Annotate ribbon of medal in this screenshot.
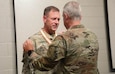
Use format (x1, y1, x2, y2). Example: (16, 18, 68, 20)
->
(40, 29, 57, 44)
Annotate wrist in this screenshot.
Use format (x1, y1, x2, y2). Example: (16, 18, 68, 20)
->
(28, 50, 34, 56)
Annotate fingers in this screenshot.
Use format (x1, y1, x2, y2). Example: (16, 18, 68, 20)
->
(23, 39, 34, 52)
(25, 39, 32, 44)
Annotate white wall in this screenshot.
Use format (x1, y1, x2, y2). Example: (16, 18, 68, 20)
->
(0, 0, 16, 74)
(0, 0, 115, 74)
(107, 0, 115, 68)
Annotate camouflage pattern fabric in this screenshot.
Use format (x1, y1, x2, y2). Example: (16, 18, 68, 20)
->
(31, 25, 100, 74)
(22, 29, 56, 74)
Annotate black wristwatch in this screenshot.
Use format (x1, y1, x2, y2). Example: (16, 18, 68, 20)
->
(28, 50, 34, 56)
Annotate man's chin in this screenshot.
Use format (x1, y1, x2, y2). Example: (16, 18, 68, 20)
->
(50, 29, 56, 34)
(52, 28, 57, 31)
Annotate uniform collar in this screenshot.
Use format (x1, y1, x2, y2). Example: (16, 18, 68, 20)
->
(69, 24, 84, 29)
(40, 29, 57, 44)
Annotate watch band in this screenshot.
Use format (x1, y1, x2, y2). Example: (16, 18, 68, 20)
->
(28, 50, 34, 56)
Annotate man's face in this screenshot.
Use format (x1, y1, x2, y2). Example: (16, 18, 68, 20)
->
(44, 10, 60, 34)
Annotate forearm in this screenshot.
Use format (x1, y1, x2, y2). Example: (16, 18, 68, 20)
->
(30, 53, 57, 71)
(28, 35, 66, 71)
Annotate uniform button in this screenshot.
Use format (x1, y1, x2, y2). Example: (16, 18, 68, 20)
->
(50, 38, 53, 40)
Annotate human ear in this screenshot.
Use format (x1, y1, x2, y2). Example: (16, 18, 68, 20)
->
(43, 15, 47, 22)
(63, 13, 69, 20)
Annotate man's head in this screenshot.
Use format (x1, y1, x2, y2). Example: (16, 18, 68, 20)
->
(43, 6, 60, 34)
(63, 1, 82, 29)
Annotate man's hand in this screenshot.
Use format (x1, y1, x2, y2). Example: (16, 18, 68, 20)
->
(23, 39, 34, 52)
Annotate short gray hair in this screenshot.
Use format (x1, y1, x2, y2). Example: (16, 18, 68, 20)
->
(63, 1, 81, 20)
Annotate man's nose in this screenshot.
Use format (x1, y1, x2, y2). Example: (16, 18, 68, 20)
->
(55, 19, 59, 24)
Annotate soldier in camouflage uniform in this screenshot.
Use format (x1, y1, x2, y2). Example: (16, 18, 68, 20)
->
(24, 1, 100, 74)
(22, 6, 60, 74)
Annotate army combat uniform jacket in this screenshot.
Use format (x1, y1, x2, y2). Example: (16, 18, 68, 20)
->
(22, 29, 57, 74)
(30, 25, 100, 74)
